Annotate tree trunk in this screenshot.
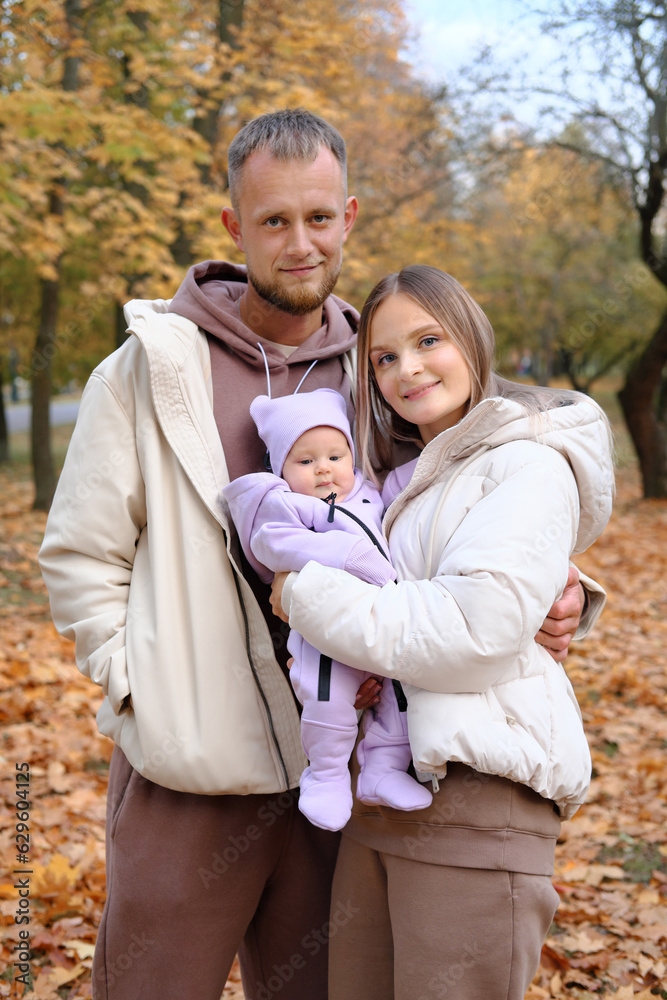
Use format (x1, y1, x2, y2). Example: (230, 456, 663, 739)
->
(193, 0, 244, 181)
(30, 0, 81, 509)
(32, 274, 60, 508)
(114, 9, 155, 347)
(558, 348, 586, 393)
(658, 372, 667, 425)
(534, 322, 555, 386)
(116, 301, 130, 349)
(618, 307, 667, 498)
(171, 0, 244, 268)
(0, 357, 9, 463)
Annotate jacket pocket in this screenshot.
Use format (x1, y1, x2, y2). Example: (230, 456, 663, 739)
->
(108, 750, 137, 840)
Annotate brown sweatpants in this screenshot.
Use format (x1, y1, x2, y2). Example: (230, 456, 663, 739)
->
(92, 747, 340, 1000)
(328, 834, 560, 1000)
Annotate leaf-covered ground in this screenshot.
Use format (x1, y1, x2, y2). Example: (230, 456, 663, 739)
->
(1, 442, 666, 999)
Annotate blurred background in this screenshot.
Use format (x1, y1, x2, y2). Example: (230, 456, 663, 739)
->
(0, 0, 665, 507)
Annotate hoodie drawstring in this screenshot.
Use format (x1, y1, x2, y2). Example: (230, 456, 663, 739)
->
(256, 342, 320, 474)
(294, 359, 319, 394)
(257, 342, 273, 398)
(256, 343, 319, 399)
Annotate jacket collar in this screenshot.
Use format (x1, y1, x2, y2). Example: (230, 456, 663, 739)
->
(124, 299, 231, 529)
(384, 395, 614, 553)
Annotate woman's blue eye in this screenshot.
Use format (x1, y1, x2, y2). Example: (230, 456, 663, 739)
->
(421, 336, 439, 347)
(377, 353, 396, 366)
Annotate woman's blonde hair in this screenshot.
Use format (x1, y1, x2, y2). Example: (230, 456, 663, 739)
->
(356, 264, 586, 482)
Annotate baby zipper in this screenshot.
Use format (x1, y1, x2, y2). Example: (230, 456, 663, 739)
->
(321, 495, 390, 561)
(324, 491, 337, 523)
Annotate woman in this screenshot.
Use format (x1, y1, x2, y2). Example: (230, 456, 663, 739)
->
(272, 265, 614, 1000)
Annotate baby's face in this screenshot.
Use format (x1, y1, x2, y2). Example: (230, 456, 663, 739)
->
(282, 427, 355, 501)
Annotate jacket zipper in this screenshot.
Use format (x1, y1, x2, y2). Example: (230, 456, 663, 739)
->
(231, 567, 290, 790)
(323, 503, 391, 562)
(135, 326, 291, 790)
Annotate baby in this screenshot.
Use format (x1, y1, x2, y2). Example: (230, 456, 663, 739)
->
(223, 388, 432, 831)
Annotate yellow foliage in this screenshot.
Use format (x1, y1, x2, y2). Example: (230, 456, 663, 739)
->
(32, 851, 81, 894)
(0, 0, 461, 375)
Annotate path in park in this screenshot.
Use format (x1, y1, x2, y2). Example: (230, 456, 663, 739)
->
(5, 398, 80, 434)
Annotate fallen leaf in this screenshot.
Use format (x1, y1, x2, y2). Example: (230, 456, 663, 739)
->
(64, 939, 96, 960)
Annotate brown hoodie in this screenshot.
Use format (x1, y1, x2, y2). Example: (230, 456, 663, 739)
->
(169, 259, 359, 674)
(168, 260, 358, 481)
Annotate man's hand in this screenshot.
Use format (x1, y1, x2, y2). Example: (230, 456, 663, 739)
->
(354, 676, 383, 710)
(270, 572, 291, 623)
(536, 566, 585, 662)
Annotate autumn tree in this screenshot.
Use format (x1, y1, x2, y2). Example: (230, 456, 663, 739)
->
(0, 1, 210, 506)
(32, 1, 83, 510)
(0, 357, 8, 463)
(1, 0, 459, 508)
(510, 1, 667, 496)
(1, 1, 88, 506)
(463, 142, 663, 389)
(190, 0, 457, 303)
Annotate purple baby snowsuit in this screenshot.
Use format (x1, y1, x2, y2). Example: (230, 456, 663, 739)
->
(222, 390, 432, 831)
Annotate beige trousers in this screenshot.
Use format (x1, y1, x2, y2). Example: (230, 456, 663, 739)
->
(328, 834, 560, 1000)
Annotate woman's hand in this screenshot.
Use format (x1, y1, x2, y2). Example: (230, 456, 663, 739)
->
(270, 571, 291, 623)
(271, 571, 382, 708)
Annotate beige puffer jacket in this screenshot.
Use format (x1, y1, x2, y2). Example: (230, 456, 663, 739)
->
(284, 396, 614, 818)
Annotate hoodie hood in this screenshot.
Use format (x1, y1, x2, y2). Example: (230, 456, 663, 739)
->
(385, 395, 614, 554)
(168, 260, 358, 368)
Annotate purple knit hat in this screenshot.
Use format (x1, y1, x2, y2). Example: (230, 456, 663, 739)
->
(250, 388, 355, 477)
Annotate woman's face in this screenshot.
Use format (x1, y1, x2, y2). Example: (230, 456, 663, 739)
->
(368, 293, 472, 444)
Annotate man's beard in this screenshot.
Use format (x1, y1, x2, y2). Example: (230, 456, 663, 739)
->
(247, 259, 342, 317)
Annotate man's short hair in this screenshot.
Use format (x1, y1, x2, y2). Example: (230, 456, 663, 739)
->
(227, 108, 347, 209)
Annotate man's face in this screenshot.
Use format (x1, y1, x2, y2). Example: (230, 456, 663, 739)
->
(222, 148, 358, 316)
(281, 427, 355, 500)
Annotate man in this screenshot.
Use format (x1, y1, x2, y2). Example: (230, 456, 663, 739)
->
(39, 109, 601, 1000)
